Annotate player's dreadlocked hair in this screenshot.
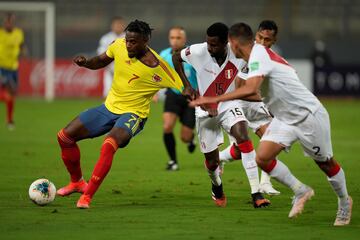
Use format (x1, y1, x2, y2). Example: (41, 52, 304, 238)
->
(125, 19, 153, 40)
(258, 20, 278, 36)
(228, 22, 254, 43)
(206, 22, 229, 43)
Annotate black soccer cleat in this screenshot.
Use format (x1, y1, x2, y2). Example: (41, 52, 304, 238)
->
(252, 192, 271, 208)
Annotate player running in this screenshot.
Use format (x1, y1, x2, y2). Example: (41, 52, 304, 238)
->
(219, 20, 280, 195)
(173, 22, 270, 208)
(191, 22, 352, 226)
(0, 13, 25, 130)
(159, 26, 198, 171)
(56, 20, 191, 209)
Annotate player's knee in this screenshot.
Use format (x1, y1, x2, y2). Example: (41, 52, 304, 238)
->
(108, 128, 131, 149)
(57, 128, 75, 147)
(180, 132, 192, 143)
(163, 123, 174, 133)
(315, 158, 341, 177)
(234, 134, 250, 143)
(255, 152, 271, 169)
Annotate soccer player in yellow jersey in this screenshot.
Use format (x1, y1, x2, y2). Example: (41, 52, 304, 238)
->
(56, 20, 194, 209)
(0, 13, 25, 130)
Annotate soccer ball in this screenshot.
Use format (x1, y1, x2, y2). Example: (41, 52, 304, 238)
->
(29, 178, 56, 206)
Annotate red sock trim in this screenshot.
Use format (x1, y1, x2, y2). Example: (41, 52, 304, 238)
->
(327, 163, 341, 177)
(238, 140, 254, 153)
(230, 145, 241, 160)
(103, 137, 118, 151)
(263, 159, 277, 173)
(57, 129, 75, 146)
(204, 159, 218, 171)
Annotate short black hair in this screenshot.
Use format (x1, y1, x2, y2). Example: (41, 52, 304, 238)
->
(206, 22, 229, 43)
(125, 19, 153, 39)
(258, 20, 278, 36)
(229, 22, 254, 42)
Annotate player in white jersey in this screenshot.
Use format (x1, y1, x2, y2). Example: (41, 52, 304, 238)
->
(191, 23, 352, 226)
(219, 20, 281, 196)
(97, 17, 126, 97)
(173, 23, 270, 208)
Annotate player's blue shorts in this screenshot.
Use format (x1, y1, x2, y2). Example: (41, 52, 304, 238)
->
(0, 68, 18, 89)
(79, 104, 147, 139)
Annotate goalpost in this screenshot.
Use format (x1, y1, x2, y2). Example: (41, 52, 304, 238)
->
(0, 1, 55, 101)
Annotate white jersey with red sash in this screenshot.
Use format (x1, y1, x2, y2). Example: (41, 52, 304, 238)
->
(181, 43, 247, 117)
(180, 42, 249, 153)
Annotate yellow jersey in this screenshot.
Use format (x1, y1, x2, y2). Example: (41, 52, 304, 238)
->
(0, 27, 24, 70)
(105, 38, 184, 118)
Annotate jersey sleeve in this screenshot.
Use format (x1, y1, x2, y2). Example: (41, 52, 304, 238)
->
(236, 62, 248, 80)
(180, 43, 206, 69)
(247, 45, 273, 79)
(105, 40, 116, 59)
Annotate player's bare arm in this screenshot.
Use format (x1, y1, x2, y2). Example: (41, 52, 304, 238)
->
(190, 75, 264, 107)
(235, 76, 262, 101)
(172, 52, 197, 100)
(74, 52, 113, 70)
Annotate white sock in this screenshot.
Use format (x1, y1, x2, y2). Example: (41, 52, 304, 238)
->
(269, 160, 306, 195)
(206, 166, 222, 186)
(241, 150, 260, 194)
(219, 145, 233, 162)
(260, 170, 271, 185)
(327, 168, 349, 206)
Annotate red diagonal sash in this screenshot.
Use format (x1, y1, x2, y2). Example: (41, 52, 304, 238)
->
(203, 61, 238, 109)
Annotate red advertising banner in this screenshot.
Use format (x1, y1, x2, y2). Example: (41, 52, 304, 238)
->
(18, 59, 104, 97)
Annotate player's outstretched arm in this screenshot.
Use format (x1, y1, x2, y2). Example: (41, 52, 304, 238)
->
(74, 52, 113, 70)
(235, 76, 262, 101)
(172, 52, 197, 100)
(190, 76, 264, 107)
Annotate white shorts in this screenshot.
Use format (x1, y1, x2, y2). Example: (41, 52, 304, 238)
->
(241, 101, 272, 132)
(261, 106, 333, 162)
(196, 101, 248, 153)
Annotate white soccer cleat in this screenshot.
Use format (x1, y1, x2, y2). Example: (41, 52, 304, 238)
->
(334, 196, 353, 226)
(259, 183, 281, 196)
(288, 187, 314, 218)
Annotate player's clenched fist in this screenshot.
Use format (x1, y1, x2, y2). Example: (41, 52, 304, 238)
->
(73, 56, 87, 67)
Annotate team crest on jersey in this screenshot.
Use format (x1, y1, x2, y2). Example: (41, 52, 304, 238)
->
(185, 47, 191, 56)
(224, 69, 234, 80)
(152, 74, 162, 82)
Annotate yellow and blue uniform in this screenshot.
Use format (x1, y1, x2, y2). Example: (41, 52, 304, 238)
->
(79, 38, 184, 139)
(0, 27, 24, 87)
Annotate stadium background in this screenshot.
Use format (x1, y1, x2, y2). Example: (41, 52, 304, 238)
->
(2, 0, 360, 98)
(0, 1, 359, 240)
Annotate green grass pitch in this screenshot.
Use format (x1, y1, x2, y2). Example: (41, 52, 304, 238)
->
(0, 98, 359, 239)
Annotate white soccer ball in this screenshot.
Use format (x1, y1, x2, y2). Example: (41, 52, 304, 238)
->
(29, 178, 56, 206)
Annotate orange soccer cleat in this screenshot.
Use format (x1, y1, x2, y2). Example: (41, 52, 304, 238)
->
(77, 194, 92, 209)
(56, 179, 88, 197)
